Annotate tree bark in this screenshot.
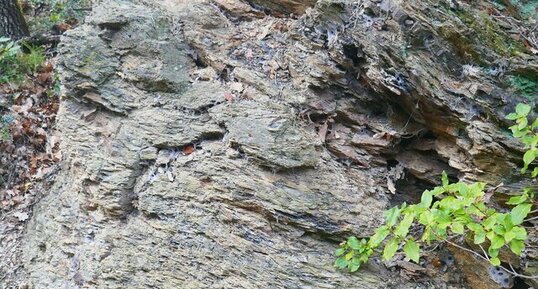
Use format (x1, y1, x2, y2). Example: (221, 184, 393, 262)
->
(0, 0, 29, 39)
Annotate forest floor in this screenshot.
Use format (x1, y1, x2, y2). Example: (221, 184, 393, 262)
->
(0, 1, 90, 286)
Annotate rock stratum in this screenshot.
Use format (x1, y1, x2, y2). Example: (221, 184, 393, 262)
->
(11, 0, 538, 288)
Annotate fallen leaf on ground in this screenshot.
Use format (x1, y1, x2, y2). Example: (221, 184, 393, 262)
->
(182, 144, 195, 155)
(224, 92, 235, 102)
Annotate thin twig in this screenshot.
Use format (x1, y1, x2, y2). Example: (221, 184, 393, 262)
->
(422, 241, 443, 253)
(478, 244, 489, 261)
(443, 237, 487, 262)
(442, 238, 538, 279)
(471, 203, 489, 217)
(523, 215, 538, 222)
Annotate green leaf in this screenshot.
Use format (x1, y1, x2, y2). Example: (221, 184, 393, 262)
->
(506, 112, 519, 120)
(403, 238, 420, 263)
(368, 226, 390, 248)
(532, 167, 538, 178)
(467, 182, 485, 198)
(510, 203, 532, 225)
(420, 190, 433, 208)
(509, 239, 525, 255)
(506, 194, 527, 205)
(386, 207, 401, 227)
(438, 196, 460, 211)
(418, 211, 434, 225)
(512, 128, 527, 138)
(359, 252, 370, 263)
(466, 222, 486, 244)
(395, 214, 414, 237)
(488, 246, 499, 258)
(430, 186, 445, 196)
(486, 208, 496, 215)
(523, 150, 536, 166)
(490, 257, 501, 266)
(474, 230, 486, 244)
(490, 234, 505, 250)
(433, 209, 451, 225)
(347, 236, 361, 250)
(451, 222, 465, 234)
(497, 210, 508, 224)
(335, 257, 348, 269)
(456, 182, 469, 197)
(504, 229, 516, 243)
(421, 227, 432, 243)
(433, 226, 448, 239)
(335, 248, 346, 256)
(441, 171, 449, 187)
(486, 230, 496, 241)
(516, 103, 531, 116)
(383, 238, 399, 261)
(483, 214, 498, 230)
(493, 223, 506, 235)
(511, 226, 527, 240)
(518, 117, 528, 130)
(344, 251, 354, 260)
(468, 203, 487, 217)
(348, 258, 361, 272)
(466, 222, 482, 232)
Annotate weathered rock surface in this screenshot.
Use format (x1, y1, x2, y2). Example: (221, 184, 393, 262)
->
(244, 0, 317, 16)
(11, 0, 538, 288)
(20, 1, 391, 288)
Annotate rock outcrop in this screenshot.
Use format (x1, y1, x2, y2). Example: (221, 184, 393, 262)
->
(15, 0, 538, 288)
(21, 1, 390, 288)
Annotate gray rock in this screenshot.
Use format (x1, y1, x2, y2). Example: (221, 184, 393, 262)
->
(211, 101, 322, 169)
(20, 1, 390, 288)
(16, 0, 538, 288)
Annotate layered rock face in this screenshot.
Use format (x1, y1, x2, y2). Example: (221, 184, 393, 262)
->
(21, 1, 389, 288)
(244, 0, 318, 15)
(19, 0, 537, 288)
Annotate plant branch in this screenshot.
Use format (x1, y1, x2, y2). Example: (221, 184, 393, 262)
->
(441, 238, 538, 279)
(470, 203, 489, 217)
(523, 215, 538, 222)
(478, 244, 489, 261)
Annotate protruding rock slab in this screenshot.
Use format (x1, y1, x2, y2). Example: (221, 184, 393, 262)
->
(211, 101, 322, 169)
(245, 0, 317, 16)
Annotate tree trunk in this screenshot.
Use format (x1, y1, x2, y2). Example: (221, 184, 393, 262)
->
(0, 0, 29, 39)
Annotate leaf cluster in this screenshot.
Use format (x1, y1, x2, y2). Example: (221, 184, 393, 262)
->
(0, 38, 45, 84)
(506, 103, 538, 176)
(0, 37, 20, 62)
(0, 115, 15, 141)
(335, 173, 532, 271)
(28, 0, 90, 34)
(336, 103, 536, 273)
